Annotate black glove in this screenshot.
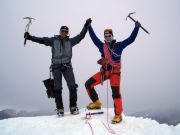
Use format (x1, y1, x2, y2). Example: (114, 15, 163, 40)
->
(135, 21, 141, 28)
(24, 32, 31, 40)
(84, 18, 92, 27)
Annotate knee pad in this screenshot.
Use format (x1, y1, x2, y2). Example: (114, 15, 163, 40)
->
(85, 77, 96, 89)
(111, 86, 121, 99)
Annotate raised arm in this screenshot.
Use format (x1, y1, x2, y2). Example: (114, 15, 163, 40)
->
(88, 25, 103, 49)
(117, 22, 140, 50)
(70, 18, 92, 46)
(70, 25, 87, 46)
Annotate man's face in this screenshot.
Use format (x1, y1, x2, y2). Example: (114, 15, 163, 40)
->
(60, 29, 69, 38)
(104, 34, 113, 43)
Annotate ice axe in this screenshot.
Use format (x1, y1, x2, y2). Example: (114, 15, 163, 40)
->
(82, 109, 104, 120)
(126, 12, 150, 34)
(23, 17, 35, 46)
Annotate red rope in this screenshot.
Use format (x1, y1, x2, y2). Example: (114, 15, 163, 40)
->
(101, 44, 117, 134)
(85, 80, 116, 135)
(103, 43, 120, 68)
(101, 79, 116, 134)
(85, 43, 119, 134)
(85, 119, 94, 135)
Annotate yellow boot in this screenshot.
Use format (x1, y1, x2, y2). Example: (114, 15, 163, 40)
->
(111, 114, 122, 124)
(87, 100, 102, 109)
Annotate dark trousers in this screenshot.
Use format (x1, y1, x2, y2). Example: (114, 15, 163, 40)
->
(52, 64, 78, 109)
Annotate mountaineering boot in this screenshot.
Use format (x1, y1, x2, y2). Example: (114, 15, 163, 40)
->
(55, 108, 64, 117)
(70, 106, 79, 115)
(87, 100, 101, 109)
(111, 114, 122, 124)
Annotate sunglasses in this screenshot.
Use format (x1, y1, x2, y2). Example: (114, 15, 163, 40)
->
(104, 35, 112, 38)
(61, 30, 68, 33)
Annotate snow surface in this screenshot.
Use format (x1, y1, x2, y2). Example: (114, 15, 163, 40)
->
(0, 108, 180, 135)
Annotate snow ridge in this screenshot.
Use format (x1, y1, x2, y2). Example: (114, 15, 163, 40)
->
(0, 108, 179, 135)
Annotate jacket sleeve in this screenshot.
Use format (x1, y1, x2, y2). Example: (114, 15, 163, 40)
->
(30, 36, 53, 46)
(88, 25, 103, 49)
(70, 26, 87, 47)
(117, 26, 139, 49)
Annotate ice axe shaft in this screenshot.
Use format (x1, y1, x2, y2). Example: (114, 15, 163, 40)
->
(127, 12, 150, 34)
(86, 112, 104, 116)
(23, 17, 35, 46)
(24, 36, 27, 45)
(84, 111, 104, 119)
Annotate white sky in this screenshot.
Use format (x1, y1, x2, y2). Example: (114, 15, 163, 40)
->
(0, 0, 180, 114)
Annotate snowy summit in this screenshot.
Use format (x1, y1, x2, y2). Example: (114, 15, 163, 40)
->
(0, 108, 179, 135)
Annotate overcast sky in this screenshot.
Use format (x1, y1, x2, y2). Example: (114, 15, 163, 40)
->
(0, 0, 180, 114)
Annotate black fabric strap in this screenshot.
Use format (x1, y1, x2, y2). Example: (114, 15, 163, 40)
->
(49, 65, 53, 79)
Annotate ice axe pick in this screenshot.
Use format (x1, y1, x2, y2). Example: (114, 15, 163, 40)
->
(126, 12, 150, 34)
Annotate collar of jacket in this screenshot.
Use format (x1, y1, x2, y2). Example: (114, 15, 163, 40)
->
(104, 39, 116, 49)
(54, 35, 69, 40)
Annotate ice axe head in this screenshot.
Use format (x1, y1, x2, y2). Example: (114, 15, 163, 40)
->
(23, 17, 35, 46)
(23, 17, 35, 24)
(23, 17, 35, 32)
(126, 12, 136, 20)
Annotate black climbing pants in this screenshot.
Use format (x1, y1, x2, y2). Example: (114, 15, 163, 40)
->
(52, 64, 78, 109)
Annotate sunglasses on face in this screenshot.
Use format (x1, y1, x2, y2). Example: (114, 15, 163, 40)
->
(104, 35, 112, 38)
(60, 30, 68, 33)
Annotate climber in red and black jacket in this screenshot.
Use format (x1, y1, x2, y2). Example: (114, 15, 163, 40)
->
(85, 20, 140, 124)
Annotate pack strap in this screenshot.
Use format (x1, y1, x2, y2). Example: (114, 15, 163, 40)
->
(49, 65, 52, 79)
